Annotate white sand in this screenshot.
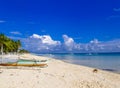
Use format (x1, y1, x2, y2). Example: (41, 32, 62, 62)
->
(0, 54, 120, 88)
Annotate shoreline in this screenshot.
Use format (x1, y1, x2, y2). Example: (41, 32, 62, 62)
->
(0, 53, 120, 88)
(61, 60, 120, 74)
(36, 53, 120, 74)
(1, 53, 120, 74)
(65, 61, 120, 74)
(40, 53, 120, 74)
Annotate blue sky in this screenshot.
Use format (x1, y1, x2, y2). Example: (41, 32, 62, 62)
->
(0, 0, 120, 52)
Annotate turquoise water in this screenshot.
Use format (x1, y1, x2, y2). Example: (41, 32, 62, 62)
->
(39, 53, 120, 73)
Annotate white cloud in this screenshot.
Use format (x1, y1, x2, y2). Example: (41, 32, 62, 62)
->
(0, 20, 6, 23)
(63, 35, 74, 44)
(30, 34, 41, 38)
(23, 34, 61, 53)
(30, 34, 61, 45)
(90, 39, 100, 44)
(63, 35, 75, 51)
(10, 31, 22, 35)
(20, 34, 120, 53)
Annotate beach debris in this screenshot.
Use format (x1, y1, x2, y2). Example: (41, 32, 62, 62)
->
(10, 73, 14, 76)
(21, 81, 23, 84)
(36, 75, 39, 78)
(93, 69, 98, 73)
(37, 81, 39, 84)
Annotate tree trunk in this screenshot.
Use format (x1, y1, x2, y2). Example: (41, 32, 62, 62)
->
(0, 44, 3, 63)
(0, 44, 3, 55)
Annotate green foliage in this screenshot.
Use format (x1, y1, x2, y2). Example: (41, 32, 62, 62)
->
(0, 33, 22, 54)
(19, 49, 29, 54)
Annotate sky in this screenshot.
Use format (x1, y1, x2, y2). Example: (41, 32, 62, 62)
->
(0, 0, 120, 53)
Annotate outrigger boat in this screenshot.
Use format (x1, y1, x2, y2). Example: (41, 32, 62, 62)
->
(0, 63, 47, 67)
(0, 59, 48, 67)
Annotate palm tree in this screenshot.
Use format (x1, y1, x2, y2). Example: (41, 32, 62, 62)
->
(0, 43, 3, 55)
(0, 33, 8, 63)
(12, 40, 21, 54)
(17, 40, 21, 52)
(0, 33, 22, 54)
(0, 33, 7, 55)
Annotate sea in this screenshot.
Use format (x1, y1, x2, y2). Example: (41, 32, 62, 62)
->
(37, 53, 120, 73)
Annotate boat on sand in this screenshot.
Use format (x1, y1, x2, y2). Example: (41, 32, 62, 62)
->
(0, 59, 48, 67)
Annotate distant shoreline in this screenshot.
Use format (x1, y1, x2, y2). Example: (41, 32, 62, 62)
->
(34, 52, 120, 54)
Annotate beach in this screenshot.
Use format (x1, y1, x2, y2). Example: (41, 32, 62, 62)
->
(0, 54, 120, 88)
